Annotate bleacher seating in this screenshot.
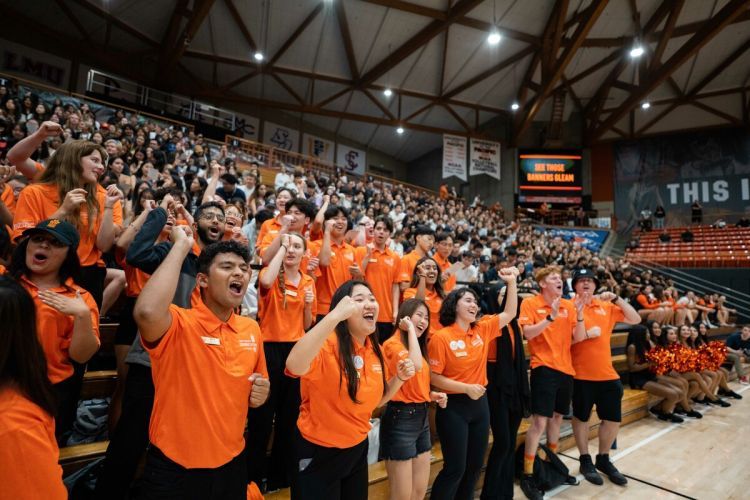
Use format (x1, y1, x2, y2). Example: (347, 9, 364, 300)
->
(627, 226, 750, 267)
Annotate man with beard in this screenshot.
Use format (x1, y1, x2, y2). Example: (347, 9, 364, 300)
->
(569, 268, 641, 487)
(134, 231, 269, 498)
(94, 198, 226, 499)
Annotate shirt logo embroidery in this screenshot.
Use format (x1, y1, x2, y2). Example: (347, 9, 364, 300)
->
(471, 335, 483, 347)
(384, 258, 394, 266)
(239, 335, 258, 352)
(372, 363, 382, 373)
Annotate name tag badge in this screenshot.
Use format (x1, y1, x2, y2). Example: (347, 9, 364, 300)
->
(455, 351, 468, 357)
(202, 336, 220, 346)
(369, 258, 378, 263)
(285, 289, 298, 297)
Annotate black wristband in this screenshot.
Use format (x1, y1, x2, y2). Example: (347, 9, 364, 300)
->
(546, 314, 555, 322)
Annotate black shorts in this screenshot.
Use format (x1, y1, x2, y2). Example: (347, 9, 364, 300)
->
(572, 379, 624, 423)
(530, 366, 573, 418)
(379, 402, 431, 461)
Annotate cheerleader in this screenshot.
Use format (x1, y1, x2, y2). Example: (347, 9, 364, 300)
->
(689, 326, 741, 400)
(380, 298, 447, 500)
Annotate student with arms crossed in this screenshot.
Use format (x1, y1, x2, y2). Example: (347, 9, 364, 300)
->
(134, 229, 270, 499)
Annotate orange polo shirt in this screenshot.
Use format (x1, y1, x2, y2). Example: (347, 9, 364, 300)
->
(12, 183, 123, 266)
(309, 238, 357, 314)
(0, 264, 6, 275)
(428, 314, 502, 390)
(403, 287, 444, 333)
(115, 249, 150, 298)
(383, 333, 431, 403)
(355, 245, 401, 323)
(2, 184, 15, 214)
(258, 269, 317, 342)
(255, 216, 283, 254)
(636, 294, 659, 310)
(571, 299, 625, 381)
(433, 252, 457, 292)
(289, 334, 386, 448)
(518, 295, 578, 376)
(20, 275, 100, 384)
(398, 250, 424, 283)
(0, 386, 66, 500)
(143, 299, 268, 469)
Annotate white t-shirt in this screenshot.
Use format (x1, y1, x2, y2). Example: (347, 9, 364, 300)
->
(454, 265, 478, 283)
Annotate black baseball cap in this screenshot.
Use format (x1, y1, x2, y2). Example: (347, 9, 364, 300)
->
(571, 267, 599, 288)
(22, 218, 80, 249)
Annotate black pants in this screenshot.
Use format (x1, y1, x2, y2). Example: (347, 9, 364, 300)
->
(245, 342, 300, 490)
(291, 430, 368, 500)
(79, 265, 107, 309)
(94, 363, 155, 500)
(432, 393, 490, 500)
(481, 364, 524, 500)
(53, 369, 83, 444)
(138, 446, 247, 500)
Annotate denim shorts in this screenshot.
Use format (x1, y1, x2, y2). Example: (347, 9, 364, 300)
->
(379, 401, 432, 461)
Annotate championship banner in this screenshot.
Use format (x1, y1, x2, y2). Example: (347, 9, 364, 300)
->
(442, 134, 467, 181)
(337, 145, 366, 176)
(303, 133, 334, 162)
(263, 121, 299, 152)
(613, 128, 750, 233)
(469, 139, 501, 180)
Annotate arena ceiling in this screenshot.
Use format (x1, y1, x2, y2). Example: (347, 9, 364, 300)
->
(3, 0, 750, 161)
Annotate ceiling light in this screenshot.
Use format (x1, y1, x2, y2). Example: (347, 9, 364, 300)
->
(511, 102, 520, 111)
(396, 126, 405, 135)
(488, 31, 502, 45)
(641, 101, 651, 110)
(253, 52, 264, 62)
(629, 45, 644, 58)
(383, 88, 393, 97)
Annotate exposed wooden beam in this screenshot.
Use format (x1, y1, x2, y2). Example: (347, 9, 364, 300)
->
(441, 103, 472, 133)
(315, 87, 352, 109)
(268, 2, 324, 67)
(361, 0, 540, 46)
(561, 75, 583, 111)
(611, 80, 638, 92)
(445, 46, 535, 99)
(158, 0, 190, 78)
(545, 0, 570, 80)
(270, 73, 306, 105)
(334, 0, 360, 80)
(596, 0, 750, 139)
(357, 0, 483, 87)
(68, 0, 159, 47)
(650, 0, 684, 72)
(689, 101, 742, 126)
(53, 0, 92, 43)
(363, 89, 396, 120)
(224, 0, 257, 51)
(514, 0, 609, 142)
(162, 0, 216, 77)
(520, 1, 567, 108)
(438, 29, 449, 94)
(404, 102, 434, 122)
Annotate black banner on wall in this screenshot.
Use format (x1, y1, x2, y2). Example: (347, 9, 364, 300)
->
(613, 128, 750, 233)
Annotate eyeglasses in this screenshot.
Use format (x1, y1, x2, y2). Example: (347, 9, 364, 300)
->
(199, 212, 225, 223)
(30, 234, 67, 248)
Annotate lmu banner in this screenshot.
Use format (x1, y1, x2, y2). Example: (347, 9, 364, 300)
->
(1, 38, 70, 88)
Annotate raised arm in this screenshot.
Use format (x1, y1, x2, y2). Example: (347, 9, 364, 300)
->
(317, 220, 334, 267)
(286, 296, 359, 376)
(399, 317, 423, 371)
(96, 185, 123, 253)
(115, 202, 153, 252)
(259, 234, 289, 289)
(497, 267, 519, 328)
(133, 225, 193, 343)
(38, 289, 99, 364)
(260, 215, 293, 264)
(7, 121, 62, 179)
(522, 298, 560, 340)
(599, 291, 641, 325)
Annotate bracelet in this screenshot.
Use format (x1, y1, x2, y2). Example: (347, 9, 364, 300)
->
(397, 374, 406, 382)
(577, 318, 584, 322)
(281, 245, 288, 252)
(585, 331, 590, 339)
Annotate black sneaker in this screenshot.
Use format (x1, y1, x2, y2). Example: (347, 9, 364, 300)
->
(659, 412, 684, 423)
(684, 410, 703, 419)
(674, 407, 687, 415)
(520, 474, 544, 500)
(715, 398, 731, 407)
(595, 455, 628, 486)
(719, 389, 742, 400)
(649, 407, 664, 417)
(579, 454, 603, 485)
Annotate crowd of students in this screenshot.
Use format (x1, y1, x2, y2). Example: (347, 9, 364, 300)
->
(0, 85, 746, 500)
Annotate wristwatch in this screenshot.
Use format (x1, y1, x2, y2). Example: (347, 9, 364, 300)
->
(546, 314, 555, 322)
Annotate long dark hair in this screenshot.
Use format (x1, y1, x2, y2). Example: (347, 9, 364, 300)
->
(9, 237, 81, 286)
(409, 256, 445, 299)
(0, 276, 56, 416)
(396, 299, 429, 361)
(439, 287, 481, 328)
(330, 280, 386, 404)
(626, 325, 650, 362)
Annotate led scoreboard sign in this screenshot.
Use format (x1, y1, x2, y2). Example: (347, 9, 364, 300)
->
(518, 150, 583, 205)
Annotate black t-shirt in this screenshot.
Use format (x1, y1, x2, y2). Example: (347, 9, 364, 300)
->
(726, 332, 750, 351)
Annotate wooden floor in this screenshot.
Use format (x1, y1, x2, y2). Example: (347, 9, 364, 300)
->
(528, 382, 750, 500)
